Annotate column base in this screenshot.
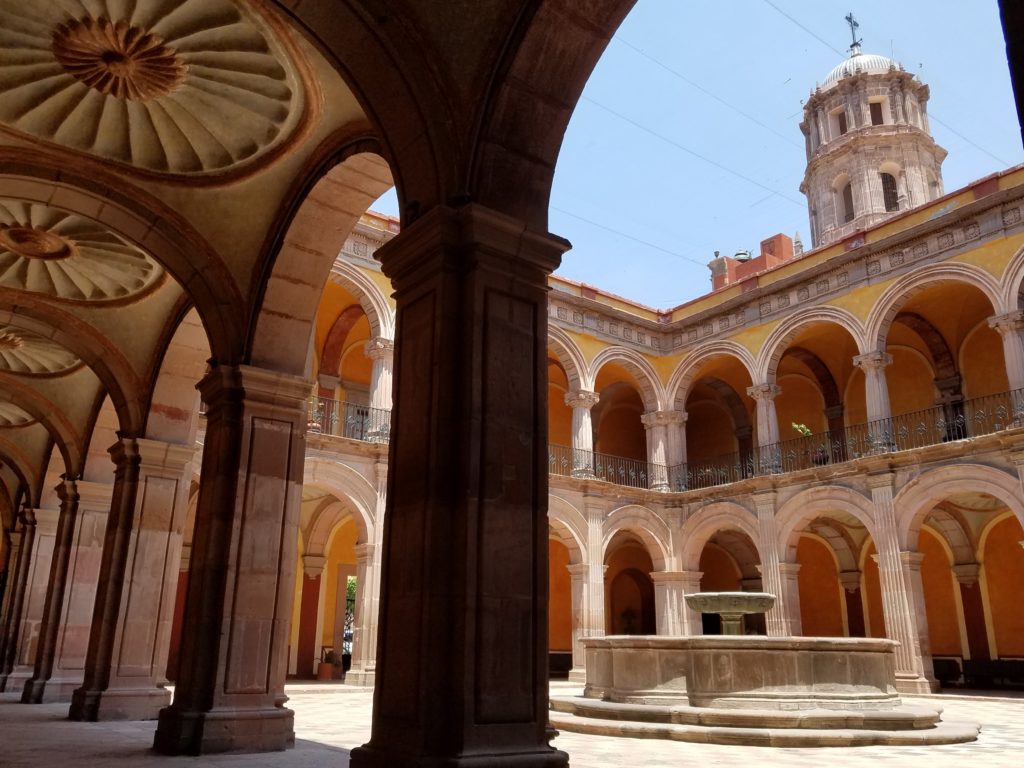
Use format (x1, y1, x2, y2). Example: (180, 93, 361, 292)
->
(20, 672, 84, 703)
(567, 667, 587, 684)
(153, 704, 295, 755)
(345, 667, 376, 687)
(69, 685, 171, 721)
(894, 673, 937, 695)
(350, 744, 569, 768)
(1, 665, 34, 694)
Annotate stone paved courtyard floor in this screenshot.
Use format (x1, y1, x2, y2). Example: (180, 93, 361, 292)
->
(2, 683, 1023, 767)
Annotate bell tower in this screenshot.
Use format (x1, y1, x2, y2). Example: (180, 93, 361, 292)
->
(799, 16, 947, 248)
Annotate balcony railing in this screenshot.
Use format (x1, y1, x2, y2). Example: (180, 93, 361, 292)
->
(307, 389, 1024, 492)
(669, 389, 1024, 491)
(307, 397, 391, 442)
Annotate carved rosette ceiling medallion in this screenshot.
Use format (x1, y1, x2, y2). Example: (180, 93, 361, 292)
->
(0, 198, 163, 302)
(0, 401, 35, 427)
(0, 0, 306, 177)
(0, 325, 80, 375)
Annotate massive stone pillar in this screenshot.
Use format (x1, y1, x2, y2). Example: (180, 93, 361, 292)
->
(70, 438, 193, 721)
(567, 497, 608, 683)
(347, 460, 385, 686)
(1, 508, 58, 693)
(565, 390, 599, 478)
(350, 204, 569, 768)
(989, 311, 1024, 393)
(365, 337, 394, 442)
(0, 515, 34, 689)
(867, 474, 933, 693)
(152, 365, 307, 754)
(23, 480, 109, 703)
(753, 493, 795, 636)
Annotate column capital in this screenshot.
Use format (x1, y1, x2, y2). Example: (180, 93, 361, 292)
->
(302, 554, 327, 578)
(838, 570, 862, 592)
(54, 476, 79, 506)
(776, 562, 801, 576)
(564, 390, 600, 410)
(566, 563, 590, 578)
(823, 403, 845, 420)
(31, 507, 60, 535)
(899, 550, 925, 569)
(317, 373, 340, 391)
(853, 350, 893, 372)
(988, 310, 1024, 335)
(353, 543, 376, 565)
(650, 570, 702, 585)
(746, 382, 781, 401)
(364, 337, 395, 361)
(75, 480, 113, 513)
(866, 471, 895, 492)
(641, 410, 685, 428)
(197, 363, 312, 416)
(952, 562, 981, 586)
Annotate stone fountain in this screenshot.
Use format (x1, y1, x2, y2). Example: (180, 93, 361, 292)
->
(549, 592, 979, 747)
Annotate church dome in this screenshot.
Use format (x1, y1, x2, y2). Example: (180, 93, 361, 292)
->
(823, 50, 898, 86)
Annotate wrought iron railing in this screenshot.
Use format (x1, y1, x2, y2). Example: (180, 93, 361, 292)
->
(548, 444, 657, 490)
(668, 388, 1024, 491)
(307, 397, 391, 442)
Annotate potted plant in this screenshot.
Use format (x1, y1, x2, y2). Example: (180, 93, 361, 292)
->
(317, 650, 337, 681)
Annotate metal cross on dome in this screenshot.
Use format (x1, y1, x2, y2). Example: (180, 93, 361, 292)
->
(845, 11, 863, 52)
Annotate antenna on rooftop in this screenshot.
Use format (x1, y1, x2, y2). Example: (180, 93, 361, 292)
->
(845, 12, 862, 56)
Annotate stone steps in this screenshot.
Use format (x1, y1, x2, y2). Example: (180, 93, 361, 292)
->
(549, 697, 981, 747)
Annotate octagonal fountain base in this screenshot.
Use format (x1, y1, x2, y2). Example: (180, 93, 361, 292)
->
(549, 635, 979, 747)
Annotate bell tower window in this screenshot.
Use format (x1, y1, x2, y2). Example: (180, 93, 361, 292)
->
(881, 172, 899, 212)
(841, 182, 855, 223)
(870, 101, 884, 126)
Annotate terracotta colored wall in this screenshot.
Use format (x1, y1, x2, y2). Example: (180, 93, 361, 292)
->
(861, 542, 887, 638)
(698, 544, 741, 592)
(776, 376, 827, 437)
(686, 400, 739, 461)
(595, 393, 646, 461)
(166, 570, 189, 681)
(321, 518, 358, 647)
(983, 515, 1024, 657)
(796, 535, 845, 637)
(845, 369, 868, 425)
(548, 539, 572, 651)
(547, 383, 573, 447)
(919, 527, 962, 656)
(960, 324, 1008, 397)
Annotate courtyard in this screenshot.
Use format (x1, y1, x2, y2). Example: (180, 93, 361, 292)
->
(2, 684, 1022, 768)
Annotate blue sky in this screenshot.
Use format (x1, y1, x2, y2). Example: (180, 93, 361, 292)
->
(373, 1, 1023, 309)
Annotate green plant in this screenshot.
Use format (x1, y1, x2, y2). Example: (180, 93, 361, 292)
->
(323, 650, 340, 666)
(791, 422, 813, 437)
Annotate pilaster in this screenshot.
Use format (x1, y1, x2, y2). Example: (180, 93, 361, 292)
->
(988, 311, 1024, 393)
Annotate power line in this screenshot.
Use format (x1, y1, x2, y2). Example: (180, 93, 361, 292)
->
(612, 36, 803, 150)
(581, 96, 805, 207)
(550, 205, 710, 269)
(760, 0, 1011, 166)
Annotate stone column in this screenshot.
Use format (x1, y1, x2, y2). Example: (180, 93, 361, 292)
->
(297, 555, 325, 679)
(900, 550, 937, 686)
(364, 337, 394, 442)
(952, 564, 989, 660)
(0, 516, 33, 690)
(348, 460, 385, 686)
(0, 528, 23, 640)
(854, 351, 894, 439)
(652, 571, 699, 636)
(152, 365, 307, 754)
(867, 474, 932, 693)
(747, 384, 781, 473)
(350, 204, 569, 768)
(641, 411, 675, 492)
(988, 311, 1024, 393)
(2, 508, 58, 693)
(564, 390, 599, 478)
(752, 493, 794, 636)
(70, 438, 193, 721)
(567, 498, 608, 683)
(23, 478, 111, 703)
(566, 563, 588, 678)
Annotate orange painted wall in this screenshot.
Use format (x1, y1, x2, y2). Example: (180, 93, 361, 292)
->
(595, 393, 646, 461)
(547, 383, 573, 447)
(686, 400, 739, 461)
(796, 536, 845, 637)
(776, 376, 828, 437)
(605, 542, 654, 634)
(919, 527, 962, 657)
(960, 324, 1008, 398)
(698, 544, 741, 592)
(548, 539, 572, 651)
(321, 518, 358, 647)
(845, 369, 868, 425)
(862, 542, 887, 638)
(983, 515, 1024, 657)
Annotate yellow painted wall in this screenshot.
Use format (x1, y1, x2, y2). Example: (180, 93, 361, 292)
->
(961, 323, 1008, 398)
(796, 535, 845, 637)
(776, 375, 827, 436)
(548, 540, 572, 651)
(320, 517, 358, 647)
(919, 527, 962, 657)
(886, 346, 936, 416)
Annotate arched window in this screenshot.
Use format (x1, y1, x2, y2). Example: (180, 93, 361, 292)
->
(841, 182, 855, 223)
(881, 172, 899, 212)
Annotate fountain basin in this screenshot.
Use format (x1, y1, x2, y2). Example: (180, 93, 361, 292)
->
(685, 591, 776, 635)
(582, 635, 900, 710)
